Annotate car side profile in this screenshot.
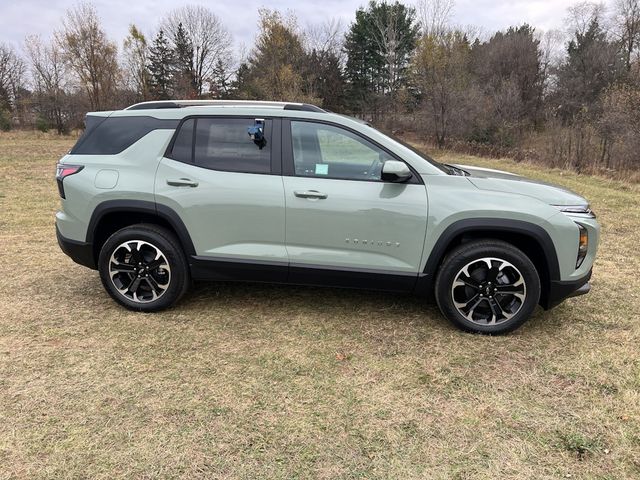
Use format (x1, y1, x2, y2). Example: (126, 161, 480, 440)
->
(55, 100, 599, 334)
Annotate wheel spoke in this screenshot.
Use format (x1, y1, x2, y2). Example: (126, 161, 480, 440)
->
(127, 277, 142, 294)
(146, 259, 168, 271)
(128, 241, 143, 264)
(454, 293, 487, 320)
(487, 264, 500, 282)
(110, 261, 136, 274)
(145, 275, 166, 294)
(489, 298, 503, 321)
(453, 274, 480, 290)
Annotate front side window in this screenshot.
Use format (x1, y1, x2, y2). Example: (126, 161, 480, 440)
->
(291, 121, 396, 181)
(193, 118, 271, 174)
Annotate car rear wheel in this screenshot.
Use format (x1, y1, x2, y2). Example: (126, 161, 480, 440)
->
(435, 240, 541, 334)
(98, 224, 190, 311)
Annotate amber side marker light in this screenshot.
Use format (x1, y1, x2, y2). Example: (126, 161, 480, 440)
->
(577, 224, 588, 268)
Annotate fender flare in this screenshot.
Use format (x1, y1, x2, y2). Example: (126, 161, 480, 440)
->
(422, 218, 561, 281)
(86, 199, 196, 257)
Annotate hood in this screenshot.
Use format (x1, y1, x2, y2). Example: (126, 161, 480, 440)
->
(454, 164, 588, 207)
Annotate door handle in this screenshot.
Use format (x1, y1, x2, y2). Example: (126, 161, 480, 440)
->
(167, 178, 199, 187)
(294, 190, 328, 199)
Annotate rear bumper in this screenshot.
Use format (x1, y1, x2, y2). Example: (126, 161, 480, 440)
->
(56, 225, 96, 269)
(542, 269, 592, 309)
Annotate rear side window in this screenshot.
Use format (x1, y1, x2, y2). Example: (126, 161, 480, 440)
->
(71, 116, 178, 155)
(192, 118, 271, 174)
(169, 119, 194, 163)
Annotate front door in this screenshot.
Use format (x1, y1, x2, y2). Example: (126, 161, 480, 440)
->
(282, 119, 428, 291)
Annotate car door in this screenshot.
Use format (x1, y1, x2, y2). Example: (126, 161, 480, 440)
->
(154, 116, 287, 282)
(282, 119, 428, 291)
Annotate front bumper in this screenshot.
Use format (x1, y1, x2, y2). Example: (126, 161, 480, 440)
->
(56, 225, 96, 269)
(542, 268, 592, 309)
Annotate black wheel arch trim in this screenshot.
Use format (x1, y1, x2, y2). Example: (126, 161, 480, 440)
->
(86, 199, 197, 259)
(423, 218, 561, 281)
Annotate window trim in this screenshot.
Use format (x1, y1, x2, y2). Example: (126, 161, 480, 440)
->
(282, 118, 422, 184)
(164, 115, 282, 176)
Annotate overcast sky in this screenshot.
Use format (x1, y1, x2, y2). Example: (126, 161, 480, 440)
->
(0, 0, 613, 53)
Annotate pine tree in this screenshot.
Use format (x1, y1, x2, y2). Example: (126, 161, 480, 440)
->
(210, 59, 230, 98)
(172, 23, 196, 98)
(147, 29, 175, 100)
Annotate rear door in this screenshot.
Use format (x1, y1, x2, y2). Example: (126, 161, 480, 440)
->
(282, 119, 428, 291)
(154, 116, 287, 281)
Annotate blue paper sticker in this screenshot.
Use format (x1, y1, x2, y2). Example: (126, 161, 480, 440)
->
(315, 164, 329, 175)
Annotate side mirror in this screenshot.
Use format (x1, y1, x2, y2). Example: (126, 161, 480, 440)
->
(381, 160, 412, 183)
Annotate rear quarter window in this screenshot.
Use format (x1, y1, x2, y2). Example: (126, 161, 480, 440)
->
(71, 116, 179, 155)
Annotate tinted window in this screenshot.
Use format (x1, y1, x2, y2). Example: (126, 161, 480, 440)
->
(291, 121, 395, 181)
(169, 119, 194, 162)
(194, 118, 271, 174)
(71, 116, 178, 155)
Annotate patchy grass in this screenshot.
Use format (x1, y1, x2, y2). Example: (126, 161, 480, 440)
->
(0, 130, 639, 479)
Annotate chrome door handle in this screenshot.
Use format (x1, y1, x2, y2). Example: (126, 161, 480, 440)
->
(294, 190, 328, 199)
(167, 178, 199, 187)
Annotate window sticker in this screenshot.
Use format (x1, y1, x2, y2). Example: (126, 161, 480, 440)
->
(315, 163, 329, 175)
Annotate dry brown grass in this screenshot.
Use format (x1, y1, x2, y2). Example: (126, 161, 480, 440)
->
(0, 131, 639, 479)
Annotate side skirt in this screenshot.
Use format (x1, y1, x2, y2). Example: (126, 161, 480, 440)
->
(190, 256, 419, 293)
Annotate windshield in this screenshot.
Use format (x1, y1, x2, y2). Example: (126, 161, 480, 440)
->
(361, 123, 452, 174)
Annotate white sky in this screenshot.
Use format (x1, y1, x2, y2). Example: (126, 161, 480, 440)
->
(0, 0, 612, 54)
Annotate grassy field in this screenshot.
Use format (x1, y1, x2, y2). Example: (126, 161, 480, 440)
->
(0, 131, 639, 479)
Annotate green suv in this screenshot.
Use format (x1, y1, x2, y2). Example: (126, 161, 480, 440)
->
(55, 100, 599, 334)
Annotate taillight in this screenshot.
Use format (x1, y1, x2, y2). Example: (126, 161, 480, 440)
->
(56, 164, 83, 199)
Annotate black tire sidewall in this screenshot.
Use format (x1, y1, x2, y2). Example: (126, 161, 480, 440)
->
(435, 241, 541, 334)
(98, 224, 189, 311)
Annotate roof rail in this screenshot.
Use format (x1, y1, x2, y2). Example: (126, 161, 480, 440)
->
(125, 100, 325, 113)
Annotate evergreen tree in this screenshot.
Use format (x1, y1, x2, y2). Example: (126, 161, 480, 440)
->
(344, 1, 418, 116)
(210, 59, 231, 98)
(172, 23, 196, 98)
(147, 29, 175, 100)
(555, 19, 625, 122)
(305, 49, 345, 112)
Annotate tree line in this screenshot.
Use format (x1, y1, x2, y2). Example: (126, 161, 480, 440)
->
(1, 0, 639, 175)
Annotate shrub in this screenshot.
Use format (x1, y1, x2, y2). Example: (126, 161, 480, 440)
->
(36, 116, 50, 133)
(0, 110, 11, 132)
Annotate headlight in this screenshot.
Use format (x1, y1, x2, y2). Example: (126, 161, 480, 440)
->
(553, 204, 596, 218)
(576, 224, 588, 268)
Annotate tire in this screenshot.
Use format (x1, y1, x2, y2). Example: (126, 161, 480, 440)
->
(98, 224, 190, 311)
(435, 239, 541, 334)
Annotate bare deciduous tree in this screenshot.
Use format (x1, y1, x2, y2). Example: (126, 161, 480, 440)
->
(162, 5, 232, 97)
(613, 0, 640, 69)
(123, 25, 149, 100)
(417, 0, 455, 37)
(0, 43, 26, 111)
(304, 18, 344, 60)
(567, 1, 607, 37)
(25, 35, 70, 133)
(56, 2, 120, 111)
(412, 31, 472, 147)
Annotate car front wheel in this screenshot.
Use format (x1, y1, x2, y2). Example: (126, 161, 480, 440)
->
(435, 240, 541, 334)
(98, 224, 190, 311)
